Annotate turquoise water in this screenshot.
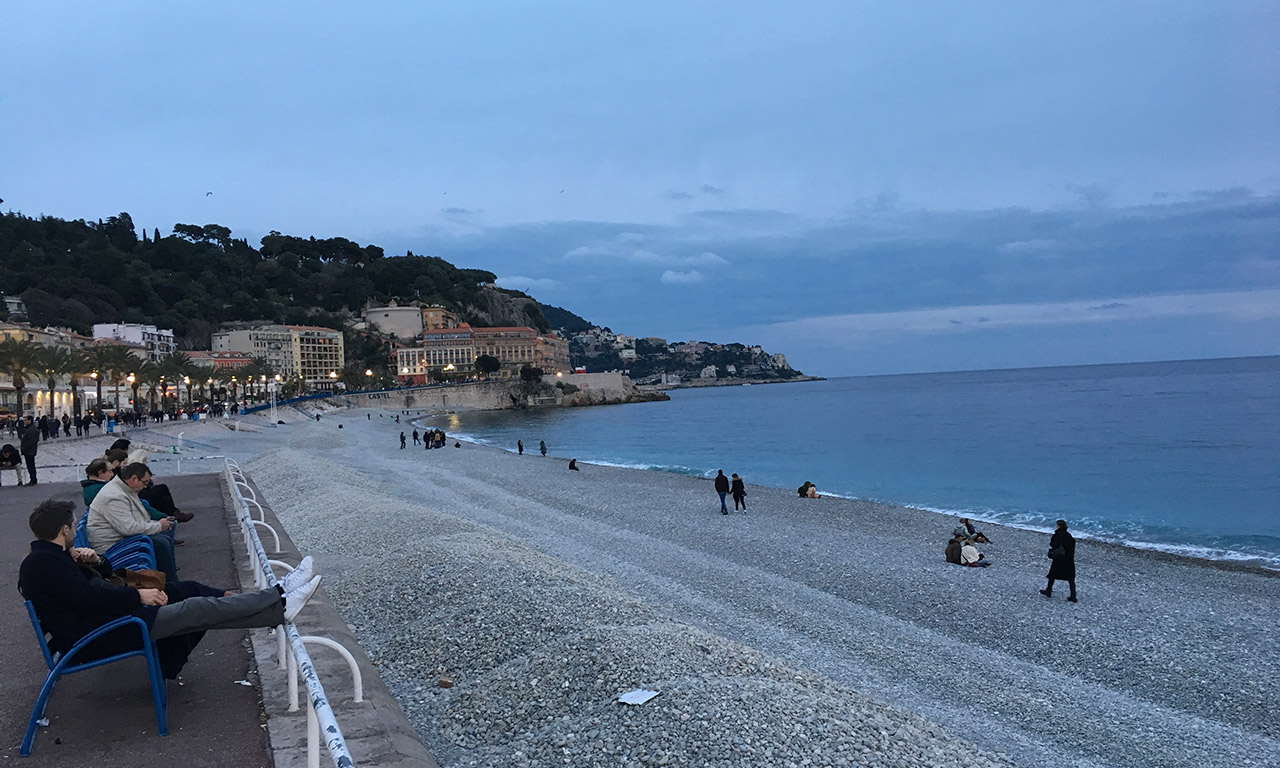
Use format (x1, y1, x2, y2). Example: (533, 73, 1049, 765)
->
(426, 356, 1280, 567)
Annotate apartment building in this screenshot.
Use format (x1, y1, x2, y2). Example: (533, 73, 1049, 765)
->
(396, 324, 567, 382)
(211, 325, 344, 391)
(92, 323, 176, 362)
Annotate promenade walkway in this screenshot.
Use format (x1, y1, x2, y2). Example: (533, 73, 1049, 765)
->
(0, 474, 272, 766)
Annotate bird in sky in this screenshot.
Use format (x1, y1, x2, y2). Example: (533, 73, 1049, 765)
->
(206, 191, 213, 196)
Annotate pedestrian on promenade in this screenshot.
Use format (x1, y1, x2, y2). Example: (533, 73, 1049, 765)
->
(1041, 519, 1078, 602)
(714, 470, 730, 514)
(400, 432, 407, 449)
(517, 440, 524, 455)
(540, 440, 547, 457)
(1, 442, 25, 486)
(18, 415, 39, 486)
(61, 414, 71, 437)
(413, 429, 420, 445)
(730, 473, 747, 511)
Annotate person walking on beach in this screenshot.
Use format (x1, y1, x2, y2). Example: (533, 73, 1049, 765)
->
(540, 440, 547, 457)
(730, 473, 747, 511)
(413, 429, 420, 445)
(714, 470, 730, 514)
(518, 440, 524, 455)
(400, 432, 407, 449)
(1041, 519, 1077, 602)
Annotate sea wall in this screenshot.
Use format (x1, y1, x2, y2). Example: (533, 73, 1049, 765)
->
(341, 372, 665, 412)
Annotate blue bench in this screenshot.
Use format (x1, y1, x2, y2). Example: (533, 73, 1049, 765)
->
(75, 512, 157, 571)
(21, 600, 167, 756)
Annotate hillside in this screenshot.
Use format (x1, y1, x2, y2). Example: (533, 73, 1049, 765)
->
(0, 212, 547, 347)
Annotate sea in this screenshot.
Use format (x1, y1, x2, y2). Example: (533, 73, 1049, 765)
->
(425, 356, 1280, 569)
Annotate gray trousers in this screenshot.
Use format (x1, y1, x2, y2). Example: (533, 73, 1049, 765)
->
(151, 588, 284, 640)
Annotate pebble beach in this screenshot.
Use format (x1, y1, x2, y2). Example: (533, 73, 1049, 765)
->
(33, 408, 1280, 767)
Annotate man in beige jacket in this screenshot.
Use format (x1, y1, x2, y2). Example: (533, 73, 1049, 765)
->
(87, 463, 178, 580)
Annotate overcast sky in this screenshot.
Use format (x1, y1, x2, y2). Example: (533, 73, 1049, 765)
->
(3, 2, 1278, 375)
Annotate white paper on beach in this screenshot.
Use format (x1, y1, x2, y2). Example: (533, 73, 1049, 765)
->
(618, 689, 660, 705)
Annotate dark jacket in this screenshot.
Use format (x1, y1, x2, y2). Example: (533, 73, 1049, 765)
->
(82, 478, 108, 507)
(0, 445, 20, 468)
(18, 540, 220, 678)
(945, 539, 962, 565)
(714, 472, 729, 493)
(18, 540, 155, 658)
(17, 422, 39, 455)
(730, 477, 746, 498)
(1048, 529, 1076, 580)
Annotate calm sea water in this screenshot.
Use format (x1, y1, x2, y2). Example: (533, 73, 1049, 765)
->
(426, 356, 1280, 567)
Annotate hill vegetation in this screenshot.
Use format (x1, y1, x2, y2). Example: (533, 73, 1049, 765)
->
(0, 212, 548, 347)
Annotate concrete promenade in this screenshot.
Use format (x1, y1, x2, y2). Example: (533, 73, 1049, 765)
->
(0, 474, 272, 766)
(0, 469, 440, 767)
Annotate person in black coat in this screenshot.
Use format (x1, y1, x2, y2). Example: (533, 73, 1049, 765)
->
(18, 499, 321, 678)
(730, 473, 747, 511)
(17, 416, 39, 485)
(1041, 519, 1078, 602)
(713, 470, 730, 514)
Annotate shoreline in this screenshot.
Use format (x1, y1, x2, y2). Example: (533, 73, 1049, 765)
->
(423, 418, 1280, 575)
(234, 414, 1278, 768)
(41, 411, 1280, 767)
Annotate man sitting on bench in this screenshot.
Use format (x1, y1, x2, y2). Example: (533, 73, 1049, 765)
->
(19, 499, 321, 679)
(87, 463, 179, 581)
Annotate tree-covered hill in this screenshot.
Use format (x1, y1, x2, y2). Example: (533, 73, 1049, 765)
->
(0, 212, 548, 346)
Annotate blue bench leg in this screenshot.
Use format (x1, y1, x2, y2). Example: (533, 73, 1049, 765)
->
(21, 672, 60, 756)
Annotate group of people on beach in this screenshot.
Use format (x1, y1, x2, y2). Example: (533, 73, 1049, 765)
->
(713, 470, 748, 514)
(516, 439, 548, 457)
(944, 515, 1079, 601)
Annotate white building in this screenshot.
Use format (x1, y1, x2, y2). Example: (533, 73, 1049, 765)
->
(700, 365, 718, 379)
(364, 303, 425, 339)
(92, 323, 176, 363)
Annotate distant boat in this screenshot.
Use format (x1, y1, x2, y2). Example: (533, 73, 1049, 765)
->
(742, 383, 753, 386)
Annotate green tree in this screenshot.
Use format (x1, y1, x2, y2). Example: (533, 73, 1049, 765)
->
(475, 354, 501, 379)
(0, 338, 44, 418)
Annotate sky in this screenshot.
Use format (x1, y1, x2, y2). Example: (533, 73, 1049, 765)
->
(3, 2, 1279, 376)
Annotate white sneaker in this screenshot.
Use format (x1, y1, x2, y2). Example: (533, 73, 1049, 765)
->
(283, 576, 322, 623)
(279, 556, 315, 593)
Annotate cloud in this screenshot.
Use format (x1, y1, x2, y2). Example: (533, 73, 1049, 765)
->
(700, 184, 725, 195)
(441, 207, 477, 216)
(998, 238, 1058, 255)
(688, 251, 729, 266)
(755, 289, 1280, 338)
(664, 191, 694, 201)
(1065, 182, 1113, 209)
(496, 275, 558, 292)
(661, 269, 704, 284)
(563, 242, 729, 269)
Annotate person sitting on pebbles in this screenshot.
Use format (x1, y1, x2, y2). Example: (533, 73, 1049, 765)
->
(945, 534, 964, 565)
(960, 538, 991, 567)
(797, 481, 821, 499)
(953, 517, 990, 544)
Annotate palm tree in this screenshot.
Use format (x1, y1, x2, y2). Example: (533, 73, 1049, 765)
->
(0, 338, 44, 419)
(103, 346, 137, 412)
(36, 346, 75, 419)
(137, 362, 163, 412)
(82, 345, 116, 412)
(66, 349, 92, 417)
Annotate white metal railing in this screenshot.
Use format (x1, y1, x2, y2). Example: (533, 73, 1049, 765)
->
(222, 458, 360, 768)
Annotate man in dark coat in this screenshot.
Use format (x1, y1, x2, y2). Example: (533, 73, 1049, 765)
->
(17, 415, 39, 485)
(713, 470, 730, 515)
(1041, 519, 1078, 602)
(18, 499, 322, 678)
